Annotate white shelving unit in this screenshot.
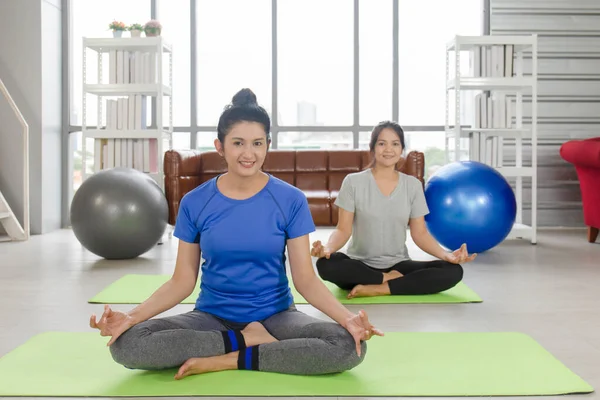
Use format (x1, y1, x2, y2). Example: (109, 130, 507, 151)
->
(445, 34, 538, 244)
(81, 36, 173, 190)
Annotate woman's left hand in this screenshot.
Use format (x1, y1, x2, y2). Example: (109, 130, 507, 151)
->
(344, 310, 384, 356)
(444, 243, 477, 264)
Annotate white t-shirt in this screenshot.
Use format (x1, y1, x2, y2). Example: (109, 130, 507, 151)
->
(334, 169, 430, 269)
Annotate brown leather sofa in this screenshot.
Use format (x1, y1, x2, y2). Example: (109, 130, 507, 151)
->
(164, 149, 425, 226)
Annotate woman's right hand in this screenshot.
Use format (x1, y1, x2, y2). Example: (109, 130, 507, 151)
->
(89, 304, 136, 346)
(311, 240, 332, 259)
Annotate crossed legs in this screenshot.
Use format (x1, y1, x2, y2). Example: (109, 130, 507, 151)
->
(316, 252, 463, 297)
(109, 307, 365, 377)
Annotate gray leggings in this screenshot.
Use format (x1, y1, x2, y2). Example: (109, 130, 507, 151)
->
(109, 306, 366, 375)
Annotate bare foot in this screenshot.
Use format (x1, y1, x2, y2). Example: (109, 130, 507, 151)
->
(241, 321, 278, 347)
(173, 322, 278, 380)
(347, 283, 391, 299)
(382, 270, 403, 283)
(175, 352, 237, 380)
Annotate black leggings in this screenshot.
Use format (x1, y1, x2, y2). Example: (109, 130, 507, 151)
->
(316, 252, 463, 295)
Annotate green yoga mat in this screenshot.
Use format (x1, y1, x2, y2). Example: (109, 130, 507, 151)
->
(0, 331, 592, 397)
(89, 274, 482, 304)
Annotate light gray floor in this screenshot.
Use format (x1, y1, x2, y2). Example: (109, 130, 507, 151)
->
(0, 227, 599, 400)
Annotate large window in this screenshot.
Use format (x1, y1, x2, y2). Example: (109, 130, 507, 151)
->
(359, 0, 393, 126)
(278, 0, 353, 127)
(398, 0, 482, 126)
(158, 0, 191, 127)
(196, 0, 272, 126)
(158, 0, 191, 150)
(66, 0, 483, 208)
(279, 132, 354, 150)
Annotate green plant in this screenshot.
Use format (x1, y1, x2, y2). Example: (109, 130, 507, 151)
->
(422, 147, 446, 181)
(73, 149, 94, 174)
(108, 20, 126, 31)
(143, 19, 162, 35)
(128, 23, 144, 31)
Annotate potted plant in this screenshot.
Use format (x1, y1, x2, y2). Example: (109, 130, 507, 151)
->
(128, 23, 144, 37)
(143, 20, 162, 37)
(108, 20, 126, 38)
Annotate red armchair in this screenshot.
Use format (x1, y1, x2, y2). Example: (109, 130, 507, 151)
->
(560, 137, 600, 243)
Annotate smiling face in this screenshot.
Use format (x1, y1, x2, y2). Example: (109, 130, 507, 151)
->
(214, 121, 270, 178)
(371, 127, 404, 168)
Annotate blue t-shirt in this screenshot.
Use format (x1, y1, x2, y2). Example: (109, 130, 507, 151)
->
(173, 174, 316, 323)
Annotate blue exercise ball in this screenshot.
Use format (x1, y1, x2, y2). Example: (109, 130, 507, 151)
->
(424, 161, 516, 253)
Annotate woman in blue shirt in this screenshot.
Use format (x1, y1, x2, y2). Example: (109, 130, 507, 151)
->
(89, 89, 382, 380)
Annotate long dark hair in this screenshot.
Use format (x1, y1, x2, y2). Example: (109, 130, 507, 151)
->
(216, 88, 271, 143)
(366, 121, 406, 169)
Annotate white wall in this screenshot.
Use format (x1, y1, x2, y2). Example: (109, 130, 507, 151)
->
(0, 0, 62, 235)
(41, 0, 63, 232)
(491, 0, 600, 227)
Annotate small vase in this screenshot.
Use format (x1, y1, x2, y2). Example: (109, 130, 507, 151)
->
(130, 29, 142, 37)
(112, 30, 123, 38)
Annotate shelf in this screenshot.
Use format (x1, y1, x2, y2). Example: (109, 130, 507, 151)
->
(445, 35, 538, 245)
(82, 36, 173, 192)
(446, 128, 531, 139)
(84, 37, 172, 53)
(506, 223, 535, 241)
(83, 129, 172, 140)
(446, 77, 535, 91)
(446, 35, 536, 52)
(84, 83, 171, 96)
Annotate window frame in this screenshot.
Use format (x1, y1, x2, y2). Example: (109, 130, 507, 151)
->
(62, 0, 486, 227)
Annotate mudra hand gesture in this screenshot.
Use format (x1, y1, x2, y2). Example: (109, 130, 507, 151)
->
(344, 310, 384, 356)
(444, 243, 477, 264)
(89, 304, 136, 346)
(310, 240, 332, 259)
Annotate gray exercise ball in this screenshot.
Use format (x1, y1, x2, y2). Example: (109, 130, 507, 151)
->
(70, 167, 168, 260)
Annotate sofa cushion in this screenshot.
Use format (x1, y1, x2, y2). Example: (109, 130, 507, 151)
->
(296, 173, 328, 190)
(296, 151, 328, 172)
(326, 150, 362, 191)
(163, 149, 425, 227)
(263, 151, 296, 172)
(303, 190, 331, 226)
(294, 151, 329, 191)
(270, 173, 295, 186)
(329, 172, 349, 192)
(165, 176, 204, 225)
(164, 149, 203, 177)
(201, 152, 227, 174)
(328, 150, 362, 171)
(263, 151, 296, 185)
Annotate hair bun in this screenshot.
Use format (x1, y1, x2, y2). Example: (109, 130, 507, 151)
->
(231, 88, 257, 107)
